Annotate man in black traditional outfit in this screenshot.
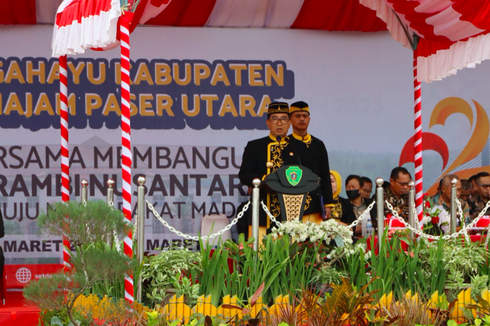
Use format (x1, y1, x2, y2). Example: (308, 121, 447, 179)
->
(238, 101, 303, 239)
(288, 101, 334, 223)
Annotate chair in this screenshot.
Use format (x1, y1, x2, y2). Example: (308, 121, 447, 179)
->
(200, 214, 232, 247)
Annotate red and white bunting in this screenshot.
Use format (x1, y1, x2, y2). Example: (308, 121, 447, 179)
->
(52, 0, 121, 57)
(360, 0, 490, 82)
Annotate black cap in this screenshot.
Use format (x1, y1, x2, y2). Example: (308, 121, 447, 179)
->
(267, 101, 289, 116)
(290, 101, 310, 115)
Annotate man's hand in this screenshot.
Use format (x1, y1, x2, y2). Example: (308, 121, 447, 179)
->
(324, 206, 331, 219)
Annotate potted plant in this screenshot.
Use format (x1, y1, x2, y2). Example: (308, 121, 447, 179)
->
(141, 243, 202, 307)
(23, 200, 134, 326)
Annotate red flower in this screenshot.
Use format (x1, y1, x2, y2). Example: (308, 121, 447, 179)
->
(425, 201, 431, 209)
(431, 216, 439, 225)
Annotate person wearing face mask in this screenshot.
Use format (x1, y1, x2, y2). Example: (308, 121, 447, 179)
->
(345, 175, 375, 236)
(329, 171, 356, 226)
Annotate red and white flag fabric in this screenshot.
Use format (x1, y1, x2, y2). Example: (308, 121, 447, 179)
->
(131, 0, 386, 31)
(13, 0, 487, 81)
(359, 0, 490, 82)
(137, 0, 172, 24)
(52, 0, 122, 57)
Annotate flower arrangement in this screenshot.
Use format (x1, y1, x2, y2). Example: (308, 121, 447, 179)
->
(270, 219, 353, 245)
(270, 219, 364, 262)
(421, 195, 450, 234)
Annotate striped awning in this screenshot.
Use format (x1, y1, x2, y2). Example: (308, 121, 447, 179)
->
(2, 0, 489, 82)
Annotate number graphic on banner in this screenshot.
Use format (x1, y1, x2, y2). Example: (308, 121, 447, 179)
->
(430, 97, 489, 176)
(399, 132, 449, 170)
(399, 97, 490, 187)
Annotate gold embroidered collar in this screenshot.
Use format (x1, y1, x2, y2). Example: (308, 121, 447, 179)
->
(292, 132, 312, 147)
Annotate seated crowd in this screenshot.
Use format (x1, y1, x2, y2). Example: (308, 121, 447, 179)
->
(237, 100, 490, 238)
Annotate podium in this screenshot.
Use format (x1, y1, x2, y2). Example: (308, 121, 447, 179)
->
(263, 165, 321, 221)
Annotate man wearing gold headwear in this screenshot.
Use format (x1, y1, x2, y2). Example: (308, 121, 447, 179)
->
(239, 102, 303, 238)
(289, 101, 334, 223)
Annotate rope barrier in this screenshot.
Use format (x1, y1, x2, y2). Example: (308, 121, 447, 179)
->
(385, 200, 490, 241)
(145, 197, 490, 245)
(348, 200, 376, 229)
(260, 200, 376, 232)
(146, 200, 251, 242)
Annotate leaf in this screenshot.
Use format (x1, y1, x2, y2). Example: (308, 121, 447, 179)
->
(50, 316, 63, 326)
(204, 315, 213, 326)
(222, 304, 242, 310)
(249, 282, 265, 307)
(334, 235, 344, 247)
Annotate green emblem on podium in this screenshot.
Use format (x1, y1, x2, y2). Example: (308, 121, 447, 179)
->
(285, 166, 302, 186)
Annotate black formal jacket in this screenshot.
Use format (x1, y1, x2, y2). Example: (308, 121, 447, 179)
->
(239, 134, 304, 226)
(289, 133, 334, 216)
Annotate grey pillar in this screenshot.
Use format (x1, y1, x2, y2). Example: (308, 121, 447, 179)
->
(136, 176, 146, 302)
(252, 178, 261, 250)
(376, 178, 384, 251)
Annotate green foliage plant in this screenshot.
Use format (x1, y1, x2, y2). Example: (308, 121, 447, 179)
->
(471, 275, 489, 303)
(340, 239, 370, 290)
(198, 234, 293, 306)
(368, 228, 409, 300)
(310, 265, 349, 286)
(186, 314, 229, 326)
(401, 237, 446, 299)
(444, 240, 487, 285)
(141, 243, 202, 307)
(197, 222, 361, 306)
(169, 272, 201, 306)
(23, 200, 134, 326)
(197, 236, 236, 306)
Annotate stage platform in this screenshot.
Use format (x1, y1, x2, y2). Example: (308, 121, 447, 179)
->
(0, 290, 40, 326)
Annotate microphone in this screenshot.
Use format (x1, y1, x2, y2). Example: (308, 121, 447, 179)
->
(294, 150, 303, 166)
(278, 136, 303, 166)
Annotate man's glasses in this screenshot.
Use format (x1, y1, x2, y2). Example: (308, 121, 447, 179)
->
(270, 117, 289, 124)
(395, 180, 410, 187)
(477, 183, 490, 189)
